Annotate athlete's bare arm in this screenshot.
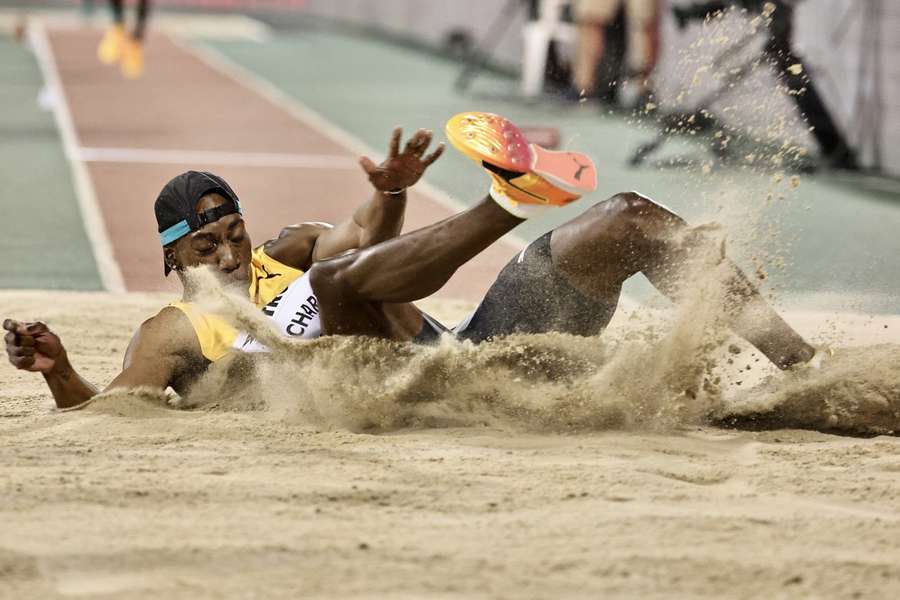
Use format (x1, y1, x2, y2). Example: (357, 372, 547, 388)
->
(264, 128, 443, 270)
(3, 308, 203, 410)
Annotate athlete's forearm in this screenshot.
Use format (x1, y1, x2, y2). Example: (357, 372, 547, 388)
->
(43, 355, 99, 410)
(353, 189, 407, 249)
(312, 190, 408, 262)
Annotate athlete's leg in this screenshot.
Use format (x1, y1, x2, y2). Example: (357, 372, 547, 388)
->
(133, 0, 150, 40)
(108, 0, 124, 24)
(573, 22, 604, 94)
(452, 230, 620, 343)
(119, 0, 148, 78)
(98, 0, 127, 64)
(549, 192, 815, 368)
(627, 0, 660, 101)
(571, 0, 619, 95)
(309, 196, 522, 336)
(311, 110, 596, 338)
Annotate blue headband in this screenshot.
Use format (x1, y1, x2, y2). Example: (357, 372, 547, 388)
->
(159, 199, 242, 246)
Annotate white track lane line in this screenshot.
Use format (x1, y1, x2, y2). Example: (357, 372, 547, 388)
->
(77, 147, 359, 169)
(174, 36, 528, 250)
(29, 23, 126, 293)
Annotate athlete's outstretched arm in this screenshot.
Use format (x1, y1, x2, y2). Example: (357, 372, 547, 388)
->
(3, 309, 199, 409)
(264, 128, 444, 271)
(311, 127, 444, 261)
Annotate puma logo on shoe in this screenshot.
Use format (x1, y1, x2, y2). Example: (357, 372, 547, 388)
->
(572, 156, 590, 181)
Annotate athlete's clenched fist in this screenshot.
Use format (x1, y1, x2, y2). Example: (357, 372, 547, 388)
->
(3, 319, 65, 374)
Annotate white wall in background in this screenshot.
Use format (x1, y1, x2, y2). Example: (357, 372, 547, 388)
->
(792, 0, 898, 173)
(300, 0, 529, 62)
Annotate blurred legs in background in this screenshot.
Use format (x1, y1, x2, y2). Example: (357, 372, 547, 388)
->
(133, 0, 151, 41)
(121, 0, 150, 78)
(97, 1, 127, 66)
(13, 12, 27, 44)
(626, 0, 660, 105)
(571, 0, 617, 98)
(571, 0, 660, 107)
(97, 0, 151, 79)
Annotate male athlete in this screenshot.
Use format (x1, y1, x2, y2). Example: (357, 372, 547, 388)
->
(4, 113, 816, 410)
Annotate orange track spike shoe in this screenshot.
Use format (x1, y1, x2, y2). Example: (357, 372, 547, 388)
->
(120, 36, 144, 79)
(445, 112, 597, 218)
(97, 24, 126, 65)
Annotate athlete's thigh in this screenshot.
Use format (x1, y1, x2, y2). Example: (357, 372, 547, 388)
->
(316, 296, 385, 337)
(549, 192, 688, 297)
(309, 263, 390, 337)
(315, 285, 424, 339)
(454, 233, 619, 343)
(572, 0, 621, 23)
(626, 0, 657, 26)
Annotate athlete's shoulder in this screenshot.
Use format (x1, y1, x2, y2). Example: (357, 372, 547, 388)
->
(147, 304, 194, 329)
(263, 222, 335, 271)
(116, 306, 207, 393)
(126, 306, 202, 364)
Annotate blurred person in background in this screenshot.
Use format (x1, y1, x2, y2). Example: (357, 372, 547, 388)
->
(569, 0, 662, 108)
(673, 0, 858, 170)
(97, 0, 152, 79)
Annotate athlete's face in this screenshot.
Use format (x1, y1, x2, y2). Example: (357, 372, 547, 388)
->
(167, 193, 253, 288)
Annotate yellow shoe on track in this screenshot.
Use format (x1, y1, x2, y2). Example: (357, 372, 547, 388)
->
(97, 24, 126, 65)
(446, 112, 597, 217)
(120, 37, 144, 79)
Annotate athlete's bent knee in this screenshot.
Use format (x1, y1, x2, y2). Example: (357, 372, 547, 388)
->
(608, 191, 685, 230)
(608, 191, 656, 216)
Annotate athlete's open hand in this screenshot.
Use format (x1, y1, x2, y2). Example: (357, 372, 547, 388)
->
(3, 319, 65, 374)
(359, 127, 445, 193)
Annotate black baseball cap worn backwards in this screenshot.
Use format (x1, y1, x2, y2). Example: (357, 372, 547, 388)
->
(155, 171, 243, 275)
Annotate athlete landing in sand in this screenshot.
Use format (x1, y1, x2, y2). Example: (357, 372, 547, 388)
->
(5, 113, 816, 410)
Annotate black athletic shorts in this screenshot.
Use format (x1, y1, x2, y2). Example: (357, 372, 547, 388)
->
(414, 232, 618, 344)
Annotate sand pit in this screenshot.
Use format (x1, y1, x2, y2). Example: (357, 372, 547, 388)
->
(1, 290, 899, 599)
